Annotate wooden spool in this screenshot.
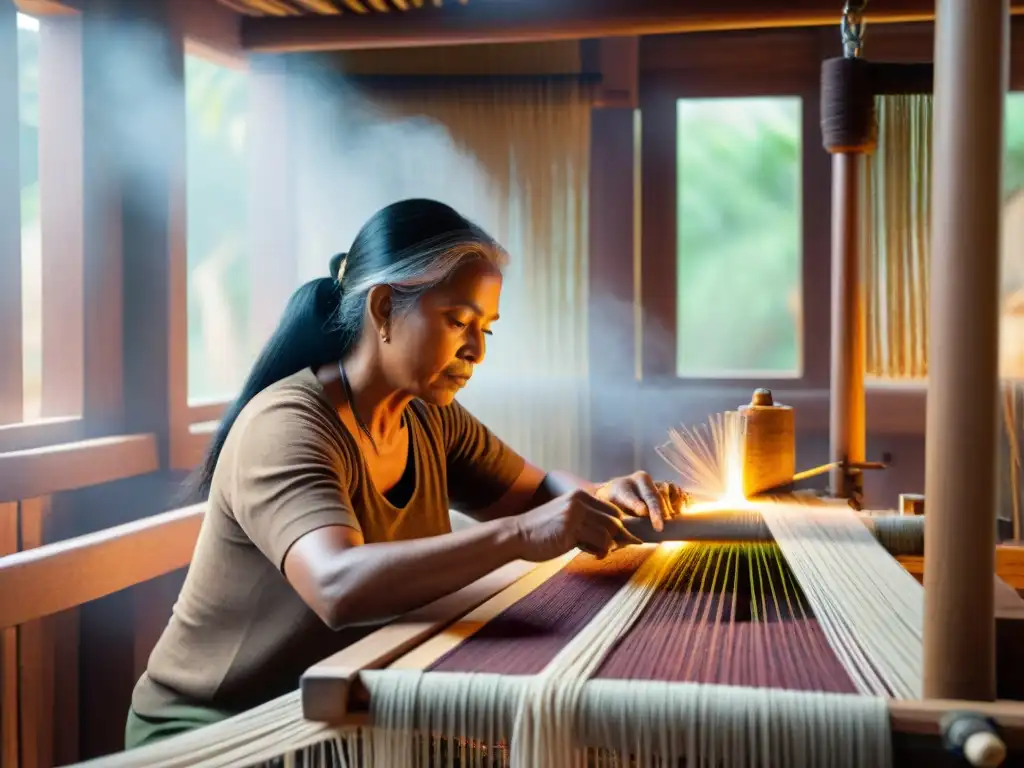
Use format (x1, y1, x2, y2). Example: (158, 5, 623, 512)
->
(739, 388, 796, 499)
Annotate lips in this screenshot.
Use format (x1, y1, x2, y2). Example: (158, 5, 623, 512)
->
(445, 373, 471, 386)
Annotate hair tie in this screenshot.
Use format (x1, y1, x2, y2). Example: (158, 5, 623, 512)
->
(329, 252, 348, 281)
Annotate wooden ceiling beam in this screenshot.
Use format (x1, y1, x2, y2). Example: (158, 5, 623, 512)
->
(241, 0, 1024, 52)
(14, 0, 79, 16)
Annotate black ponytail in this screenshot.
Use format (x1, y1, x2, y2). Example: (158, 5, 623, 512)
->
(186, 277, 344, 500)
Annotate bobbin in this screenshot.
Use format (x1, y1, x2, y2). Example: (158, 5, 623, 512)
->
(739, 388, 796, 499)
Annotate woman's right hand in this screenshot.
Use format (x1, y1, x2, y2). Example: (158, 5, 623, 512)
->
(512, 490, 644, 562)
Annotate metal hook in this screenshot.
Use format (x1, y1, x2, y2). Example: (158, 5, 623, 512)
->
(841, 0, 869, 58)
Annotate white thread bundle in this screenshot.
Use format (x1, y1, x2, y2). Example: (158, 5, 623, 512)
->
(760, 499, 923, 699)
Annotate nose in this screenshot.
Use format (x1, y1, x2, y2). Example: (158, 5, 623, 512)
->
(461, 327, 487, 365)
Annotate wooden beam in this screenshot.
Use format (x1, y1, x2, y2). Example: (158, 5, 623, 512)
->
(302, 558, 548, 722)
(240, 0, 1024, 53)
(0, 505, 204, 630)
(14, 0, 79, 15)
(923, 0, 1008, 702)
(0, 433, 159, 502)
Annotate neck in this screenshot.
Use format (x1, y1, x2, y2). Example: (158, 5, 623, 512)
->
(337, 345, 411, 444)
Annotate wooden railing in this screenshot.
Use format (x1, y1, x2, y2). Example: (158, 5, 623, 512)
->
(0, 504, 204, 630)
(0, 432, 173, 768)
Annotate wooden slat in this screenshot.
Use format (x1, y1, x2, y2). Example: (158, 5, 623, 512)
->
(0, 504, 205, 629)
(0, 415, 83, 453)
(301, 558, 545, 723)
(0, 502, 19, 768)
(0, 433, 159, 502)
(79, 0, 124, 435)
(239, 0, 1024, 53)
(18, 497, 54, 768)
(0, 0, 24, 426)
(13, 0, 78, 14)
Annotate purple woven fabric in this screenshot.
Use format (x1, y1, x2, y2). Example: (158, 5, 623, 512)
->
(427, 545, 854, 694)
(429, 548, 652, 675)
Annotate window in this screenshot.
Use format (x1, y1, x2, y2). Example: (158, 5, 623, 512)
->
(675, 97, 803, 378)
(185, 54, 250, 404)
(18, 11, 41, 420)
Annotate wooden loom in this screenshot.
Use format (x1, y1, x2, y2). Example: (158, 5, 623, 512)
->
(73, 1, 1024, 767)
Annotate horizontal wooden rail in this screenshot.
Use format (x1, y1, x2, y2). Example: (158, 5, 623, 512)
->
(240, 0, 1024, 53)
(0, 505, 204, 629)
(0, 433, 159, 502)
(899, 544, 1024, 591)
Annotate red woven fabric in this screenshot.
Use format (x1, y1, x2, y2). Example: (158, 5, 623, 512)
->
(428, 545, 855, 694)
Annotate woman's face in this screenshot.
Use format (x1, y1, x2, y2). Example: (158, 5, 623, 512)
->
(384, 259, 503, 406)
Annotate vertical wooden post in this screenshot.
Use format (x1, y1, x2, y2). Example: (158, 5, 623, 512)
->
(828, 151, 867, 503)
(588, 107, 638, 479)
(821, 53, 874, 507)
(923, 0, 1009, 701)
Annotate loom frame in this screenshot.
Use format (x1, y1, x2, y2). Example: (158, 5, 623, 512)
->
(298, 530, 1024, 763)
(819, 0, 1010, 713)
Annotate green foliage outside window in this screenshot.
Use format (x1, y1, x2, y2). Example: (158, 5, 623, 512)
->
(675, 97, 803, 378)
(184, 55, 251, 403)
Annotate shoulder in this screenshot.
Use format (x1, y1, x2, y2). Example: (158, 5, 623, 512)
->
(408, 398, 481, 448)
(229, 369, 349, 463)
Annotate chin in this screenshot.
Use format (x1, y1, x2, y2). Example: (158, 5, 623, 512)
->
(422, 389, 458, 407)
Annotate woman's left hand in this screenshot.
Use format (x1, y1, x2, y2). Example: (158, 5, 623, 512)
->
(593, 472, 689, 532)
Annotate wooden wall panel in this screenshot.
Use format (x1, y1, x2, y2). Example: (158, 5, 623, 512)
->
(0, 502, 18, 768)
(80, 1, 124, 436)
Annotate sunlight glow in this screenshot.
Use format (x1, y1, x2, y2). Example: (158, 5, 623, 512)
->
(658, 408, 749, 509)
(17, 13, 40, 32)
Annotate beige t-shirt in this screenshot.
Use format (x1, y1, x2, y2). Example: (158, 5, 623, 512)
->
(132, 368, 525, 717)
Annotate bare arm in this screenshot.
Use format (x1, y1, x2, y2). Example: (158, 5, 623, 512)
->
(284, 518, 522, 630)
(465, 463, 595, 522)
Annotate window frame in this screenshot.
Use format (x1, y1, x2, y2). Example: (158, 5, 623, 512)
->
(637, 32, 830, 392)
(0, 7, 91, 452)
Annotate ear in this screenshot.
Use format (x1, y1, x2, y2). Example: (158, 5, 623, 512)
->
(366, 285, 394, 340)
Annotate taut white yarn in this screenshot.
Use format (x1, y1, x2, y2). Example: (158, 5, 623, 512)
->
(759, 498, 924, 699)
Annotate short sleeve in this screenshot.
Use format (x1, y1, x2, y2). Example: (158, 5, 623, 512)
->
(229, 396, 361, 571)
(439, 400, 526, 512)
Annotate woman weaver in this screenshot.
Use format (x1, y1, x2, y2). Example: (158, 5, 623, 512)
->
(126, 199, 688, 748)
